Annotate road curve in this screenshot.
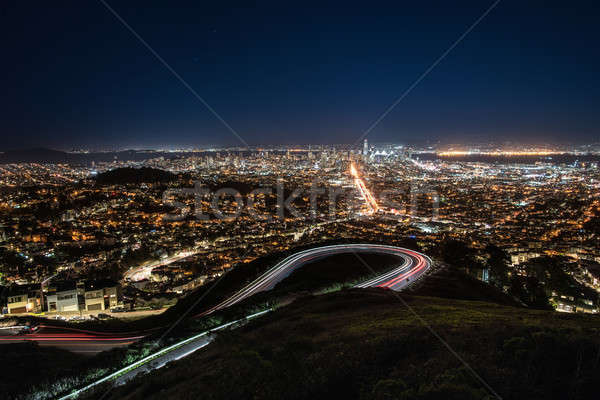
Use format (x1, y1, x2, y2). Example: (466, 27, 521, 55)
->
(125, 250, 199, 282)
(197, 243, 432, 316)
(1, 244, 431, 349)
(54, 245, 431, 398)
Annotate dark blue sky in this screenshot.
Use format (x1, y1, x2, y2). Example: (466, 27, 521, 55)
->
(2, 0, 599, 149)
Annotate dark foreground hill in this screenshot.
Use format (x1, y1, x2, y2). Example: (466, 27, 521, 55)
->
(4, 253, 599, 400)
(97, 288, 600, 400)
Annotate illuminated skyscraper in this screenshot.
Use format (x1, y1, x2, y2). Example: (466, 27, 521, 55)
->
(363, 139, 368, 155)
(320, 151, 328, 166)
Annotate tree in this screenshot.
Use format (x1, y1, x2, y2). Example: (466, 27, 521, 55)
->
(508, 275, 551, 309)
(438, 239, 484, 277)
(485, 244, 509, 288)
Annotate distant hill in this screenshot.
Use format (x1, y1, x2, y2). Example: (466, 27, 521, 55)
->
(0, 148, 152, 164)
(0, 147, 254, 165)
(95, 167, 182, 185)
(0, 147, 72, 163)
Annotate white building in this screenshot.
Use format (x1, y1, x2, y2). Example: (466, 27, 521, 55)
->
(45, 282, 83, 312)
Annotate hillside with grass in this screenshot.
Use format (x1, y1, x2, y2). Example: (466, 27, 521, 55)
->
(95, 287, 600, 400)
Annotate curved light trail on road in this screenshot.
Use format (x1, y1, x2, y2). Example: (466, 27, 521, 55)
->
(1, 244, 431, 351)
(197, 243, 431, 317)
(53, 244, 431, 399)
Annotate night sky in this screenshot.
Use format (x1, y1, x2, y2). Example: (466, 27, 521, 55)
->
(2, 1, 599, 150)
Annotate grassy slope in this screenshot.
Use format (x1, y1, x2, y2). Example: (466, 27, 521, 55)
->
(271, 252, 402, 292)
(0, 343, 85, 399)
(407, 266, 523, 307)
(99, 288, 600, 400)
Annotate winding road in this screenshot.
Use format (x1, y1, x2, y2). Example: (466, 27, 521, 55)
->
(198, 244, 431, 316)
(1, 244, 431, 353)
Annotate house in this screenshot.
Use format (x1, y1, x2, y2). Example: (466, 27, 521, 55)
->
(6, 285, 42, 314)
(45, 281, 84, 312)
(84, 280, 121, 312)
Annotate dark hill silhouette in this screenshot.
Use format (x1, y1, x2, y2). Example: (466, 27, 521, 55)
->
(0, 147, 71, 163)
(95, 167, 182, 185)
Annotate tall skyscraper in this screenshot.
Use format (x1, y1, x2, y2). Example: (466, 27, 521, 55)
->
(320, 151, 328, 166)
(363, 139, 368, 155)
